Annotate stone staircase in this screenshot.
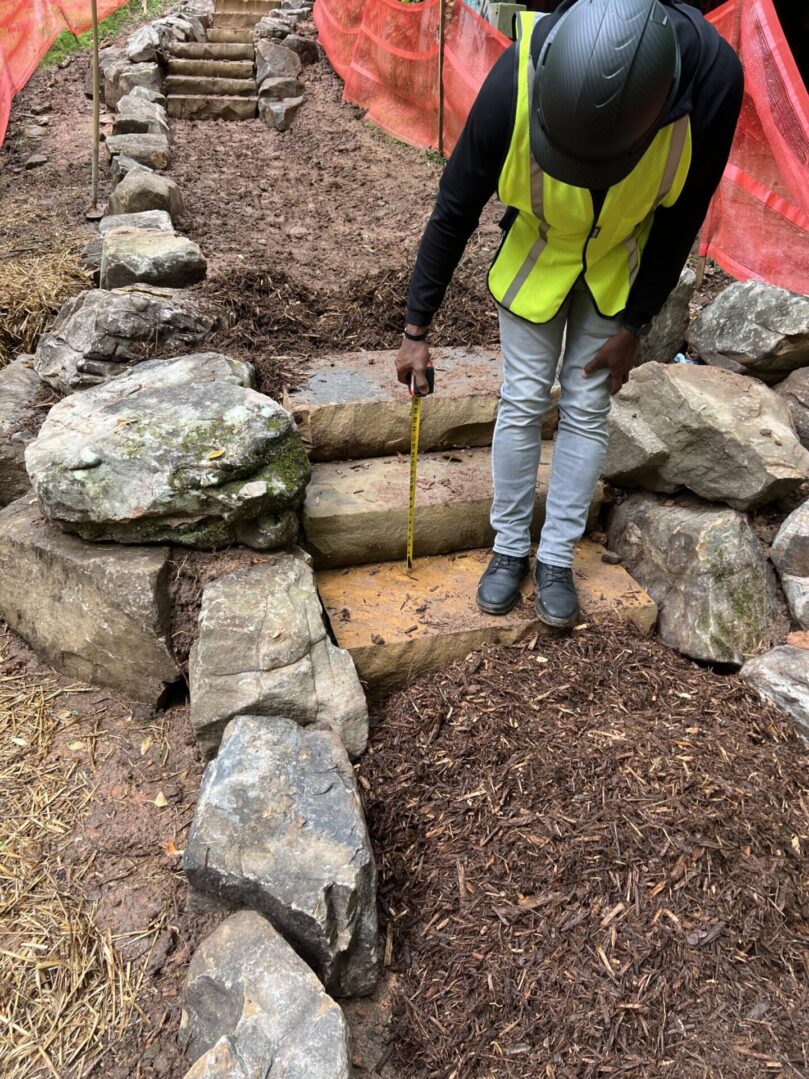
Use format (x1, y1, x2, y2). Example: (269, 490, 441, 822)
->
(166, 0, 281, 119)
(285, 347, 659, 697)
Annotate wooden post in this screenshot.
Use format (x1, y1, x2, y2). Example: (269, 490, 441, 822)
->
(90, 0, 100, 210)
(437, 0, 446, 155)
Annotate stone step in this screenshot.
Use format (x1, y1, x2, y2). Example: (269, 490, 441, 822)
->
(212, 11, 267, 27)
(165, 74, 258, 97)
(318, 541, 657, 697)
(169, 40, 255, 60)
(166, 94, 259, 120)
(167, 58, 255, 78)
(303, 443, 601, 568)
(283, 346, 559, 463)
(206, 27, 255, 42)
(216, 0, 280, 11)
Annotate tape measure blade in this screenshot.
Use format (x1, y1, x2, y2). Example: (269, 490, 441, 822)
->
(406, 396, 422, 568)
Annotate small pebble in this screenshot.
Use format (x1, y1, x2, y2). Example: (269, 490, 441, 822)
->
(24, 153, 48, 169)
(601, 551, 621, 565)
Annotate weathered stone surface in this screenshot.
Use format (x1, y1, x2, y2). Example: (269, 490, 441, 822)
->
(0, 357, 42, 506)
(0, 495, 179, 702)
(34, 286, 214, 395)
(603, 363, 809, 510)
(319, 541, 657, 696)
(181, 912, 351, 1077)
(256, 39, 302, 82)
(259, 95, 304, 131)
(257, 76, 304, 100)
(100, 229, 206, 289)
(167, 94, 258, 121)
(741, 646, 809, 743)
(687, 281, 809, 384)
(253, 14, 293, 40)
(285, 346, 562, 460)
(104, 61, 162, 110)
(190, 557, 367, 758)
(128, 83, 167, 106)
(99, 209, 174, 234)
(108, 169, 184, 220)
(24, 153, 47, 170)
(305, 443, 601, 567)
(283, 33, 319, 64)
(88, 45, 123, 100)
(126, 24, 161, 62)
(775, 368, 809, 449)
(113, 95, 169, 136)
(636, 267, 696, 365)
(105, 131, 171, 170)
(26, 353, 310, 548)
(110, 154, 153, 189)
(608, 493, 780, 665)
(770, 500, 809, 628)
(184, 715, 379, 997)
(183, 1039, 249, 1079)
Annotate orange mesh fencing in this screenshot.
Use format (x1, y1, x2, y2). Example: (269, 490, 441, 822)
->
(702, 0, 809, 294)
(0, 0, 132, 146)
(315, 0, 508, 154)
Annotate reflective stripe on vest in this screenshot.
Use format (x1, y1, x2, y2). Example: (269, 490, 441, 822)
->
(488, 11, 692, 324)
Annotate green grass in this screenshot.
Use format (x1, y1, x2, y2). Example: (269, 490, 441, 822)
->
(41, 0, 167, 68)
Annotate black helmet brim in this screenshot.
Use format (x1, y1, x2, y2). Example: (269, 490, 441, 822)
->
(530, 107, 658, 190)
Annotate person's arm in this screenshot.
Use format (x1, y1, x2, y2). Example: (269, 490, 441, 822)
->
(397, 46, 515, 393)
(622, 36, 744, 332)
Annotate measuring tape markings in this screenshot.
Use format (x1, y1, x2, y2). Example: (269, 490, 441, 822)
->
(406, 394, 422, 570)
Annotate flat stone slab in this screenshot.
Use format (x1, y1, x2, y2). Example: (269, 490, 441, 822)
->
(0, 495, 179, 704)
(100, 228, 207, 289)
(184, 715, 379, 997)
(99, 209, 174, 234)
(304, 443, 602, 567)
(317, 541, 657, 696)
(181, 911, 351, 1078)
(284, 346, 559, 461)
(0, 356, 43, 507)
(190, 556, 368, 759)
(104, 132, 171, 170)
(166, 94, 258, 120)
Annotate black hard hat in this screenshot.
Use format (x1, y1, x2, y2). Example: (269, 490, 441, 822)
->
(531, 0, 681, 189)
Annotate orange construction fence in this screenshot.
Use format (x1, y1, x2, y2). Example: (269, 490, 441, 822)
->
(0, 0, 131, 147)
(316, 0, 809, 295)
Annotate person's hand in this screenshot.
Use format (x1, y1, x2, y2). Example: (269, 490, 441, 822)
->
(395, 326, 431, 396)
(582, 328, 640, 396)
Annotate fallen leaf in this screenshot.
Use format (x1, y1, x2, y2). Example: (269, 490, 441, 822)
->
(11, 736, 28, 747)
(140, 735, 153, 756)
(154, 792, 168, 808)
(164, 839, 183, 857)
(272, 628, 283, 639)
(68, 741, 85, 752)
(206, 449, 225, 460)
(115, 417, 137, 428)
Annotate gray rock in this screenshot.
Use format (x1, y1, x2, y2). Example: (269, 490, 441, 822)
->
(608, 493, 781, 665)
(189, 557, 368, 759)
(33, 286, 214, 395)
(128, 84, 167, 107)
(99, 209, 174, 234)
(258, 76, 305, 100)
(182, 1040, 249, 1079)
(741, 646, 809, 743)
(110, 154, 153, 190)
(253, 15, 293, 40)
(161, 13, 206, 42)
(107, 169, 184, 220)
(603, 363, 809, 510)
(256, 40, 303, 82)
(283, 33, 319, 64)
(181, 911, 351, 1077)
(637, 267, 696, 365)
(0, 357, 43, 506)
(0, 495, 179, 703)
(687, 281, 809, 384)
(24, 154, 47, 169)
(771, 501, 809, 628)
(100, 229, 206, 289)
(104, 61, 163, 110)
(81, 237, 103, 284)
(775, 368, 809, 449)
(183, 715, 378, 997)
(126, 24, 161, 63)
(86, 45, 123, 99)
(104, 132, 171, 171)
(259, 96, 304, 132)
(26, 353, 310, 548)
(113, 95, 169, 137)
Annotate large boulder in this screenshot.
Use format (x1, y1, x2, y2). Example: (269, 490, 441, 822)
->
(189, 557, 368, 759)
(636, 267, 696, 365)
(104, 132, 171, 171)
(608, 493, 781, 665)
(0, 495, 180, 703)
(687, 281, 809, 384)
(183, 715, 379, 997)
(741, 646, 809, 743)
(180, 911, 351, 1078)
(603, 362, 809, 510)
(113, 94, 169, 137)
(258, 95, 304, 132)
(771, 500, 809, 628)
(256, 40, 302, 83)
(100, 228, 206, 290)
(99, 210, 174, 234)
(0, 357, 43, 506)
(107, 169, 185, 220)
(25, 353, 310, 548)
(775, 368, 809, 449)
(126, 24, 162, 63)
(104, 61, 162, 110)
(33, 286, 214, 395)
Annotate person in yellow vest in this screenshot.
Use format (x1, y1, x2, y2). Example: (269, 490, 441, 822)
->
(396, 0, 742, 627)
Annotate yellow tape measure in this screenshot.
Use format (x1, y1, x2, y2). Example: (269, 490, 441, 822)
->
(405, 366, 434, 570)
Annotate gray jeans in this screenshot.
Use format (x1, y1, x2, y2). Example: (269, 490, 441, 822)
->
(491, 281, 618, 566)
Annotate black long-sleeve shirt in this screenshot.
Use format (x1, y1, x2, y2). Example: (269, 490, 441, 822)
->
(405, 0, 744, 329)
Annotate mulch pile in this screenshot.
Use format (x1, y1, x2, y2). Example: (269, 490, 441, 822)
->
(202, 264, 500, 399)
(359, 623, 809, 1078)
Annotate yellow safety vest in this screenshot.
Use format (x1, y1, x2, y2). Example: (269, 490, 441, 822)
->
(488, 11, 693, 324)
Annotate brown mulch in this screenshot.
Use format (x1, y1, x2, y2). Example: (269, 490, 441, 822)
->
(359, 623, 809, 1078)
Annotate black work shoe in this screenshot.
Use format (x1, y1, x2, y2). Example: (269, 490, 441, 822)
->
(476, 552, 530, 615)
(535, 560, 579, 629)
